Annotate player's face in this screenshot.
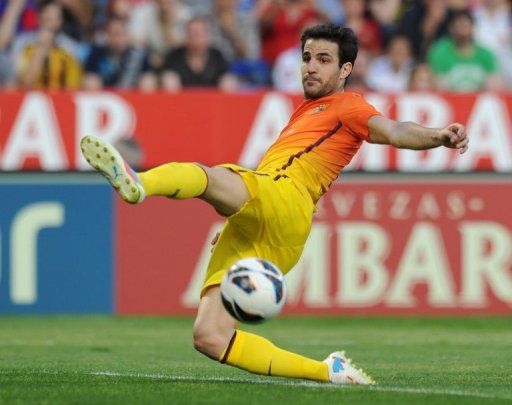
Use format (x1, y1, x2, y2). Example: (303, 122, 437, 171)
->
(301, 39, 349, 100)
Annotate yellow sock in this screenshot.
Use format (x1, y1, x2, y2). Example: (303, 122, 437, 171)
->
(220, 330, 329, 382)
(138, 162, 208, 199)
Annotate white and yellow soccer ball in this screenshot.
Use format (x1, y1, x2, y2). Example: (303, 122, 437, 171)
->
(220, 258, 286, 324)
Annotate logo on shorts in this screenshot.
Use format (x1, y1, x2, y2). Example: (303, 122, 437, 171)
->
(310, 104, 329, 114)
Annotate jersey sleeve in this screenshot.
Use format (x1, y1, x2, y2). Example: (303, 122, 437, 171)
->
(340, 94, 382, 142)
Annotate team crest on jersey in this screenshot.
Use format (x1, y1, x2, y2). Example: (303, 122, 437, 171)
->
(310, 104, 329, 114)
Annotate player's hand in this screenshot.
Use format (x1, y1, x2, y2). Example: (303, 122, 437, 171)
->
(438, 123, 468, 154)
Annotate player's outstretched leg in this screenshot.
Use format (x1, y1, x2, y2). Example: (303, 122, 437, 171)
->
(194, 287, 375, 385)
(80, 135, 249, 216)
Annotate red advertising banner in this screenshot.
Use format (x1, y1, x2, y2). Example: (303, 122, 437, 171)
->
(116, 175, 512, 315)
(0, 91, 512, 172)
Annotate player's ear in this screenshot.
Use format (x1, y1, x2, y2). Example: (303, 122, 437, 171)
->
(339, 62, 352, 81)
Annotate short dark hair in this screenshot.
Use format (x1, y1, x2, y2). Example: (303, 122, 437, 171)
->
(300, 24, 359, 68)
(449, 9, 474, 26)
(38, 0, 60, 12)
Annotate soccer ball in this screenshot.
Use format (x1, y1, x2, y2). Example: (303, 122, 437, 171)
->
(220, 258, 286, 324)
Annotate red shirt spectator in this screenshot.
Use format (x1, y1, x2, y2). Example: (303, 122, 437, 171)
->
(257, 0, 319, 65)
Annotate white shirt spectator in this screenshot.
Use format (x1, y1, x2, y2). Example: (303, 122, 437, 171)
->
(473, 3, 512, 87)
(272, 46, 302, 93)
(365, 55, 412, 92)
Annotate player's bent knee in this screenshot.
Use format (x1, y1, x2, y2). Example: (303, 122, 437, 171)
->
(192, 322, 233, 360)
(199, 166, 250, 217)
(205, 167, 244, 197)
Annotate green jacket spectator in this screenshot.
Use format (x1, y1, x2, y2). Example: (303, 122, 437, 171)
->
(427, 9, 502, 92)
(428, 36, 497, 92)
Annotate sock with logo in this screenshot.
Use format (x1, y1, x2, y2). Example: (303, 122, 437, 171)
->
(138, 162, 208, 199)
(219, 330, 329, 381)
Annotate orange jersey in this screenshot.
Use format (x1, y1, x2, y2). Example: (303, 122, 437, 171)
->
(257, 92, 381, 203)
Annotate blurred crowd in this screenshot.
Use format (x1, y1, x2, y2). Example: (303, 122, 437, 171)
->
(0, 0, 511, 93)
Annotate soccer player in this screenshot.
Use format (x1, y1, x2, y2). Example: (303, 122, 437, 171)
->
(81, 24, 468, 385)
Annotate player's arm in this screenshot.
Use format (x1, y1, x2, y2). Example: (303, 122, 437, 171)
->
(367, 115, 469, 154)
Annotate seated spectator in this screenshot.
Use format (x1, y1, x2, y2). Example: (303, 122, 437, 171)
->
(400, 0, 450, 60)
(256, 0, 320, 66)
(365, 34, 413, 92)
(342, 0, 383, 55)
(11, 0, 82, 89)
(128, 0, 192, 70)
(428, 9, 502, 92)
(83, 16, 154, 90)
(409, 63, 436, 91)
(161, 17, 238, 92)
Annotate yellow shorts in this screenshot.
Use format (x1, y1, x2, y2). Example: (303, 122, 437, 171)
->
(200, 164, 314, 297)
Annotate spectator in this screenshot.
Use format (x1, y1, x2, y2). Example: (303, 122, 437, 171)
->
(365, 34, 413, 92)
(473, 0, 512, 88)
(83, 16, 154, 90)
(11, 0, 82, 90)
(428, 9, 502, 92)
(128, 0, 192, 70)
(400, 0, 451, 60)
(409, 63, 436, 91)
(208, 0, 260, 62)
(342, 0, 383, 55)
(256, 0, 320, 65)
(161, 17, 238, 92)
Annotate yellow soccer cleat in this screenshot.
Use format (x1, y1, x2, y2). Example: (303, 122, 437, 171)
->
(80, 135, 146, 204)
(323, 351, 376, 385)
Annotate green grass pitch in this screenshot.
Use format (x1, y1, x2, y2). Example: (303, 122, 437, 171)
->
(0, 316, 510, 404)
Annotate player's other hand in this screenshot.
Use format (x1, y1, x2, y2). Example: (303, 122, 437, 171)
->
(438, 123, 468, 154)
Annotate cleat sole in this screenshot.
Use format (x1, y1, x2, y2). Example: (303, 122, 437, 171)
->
(80, 135, 142, 204)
